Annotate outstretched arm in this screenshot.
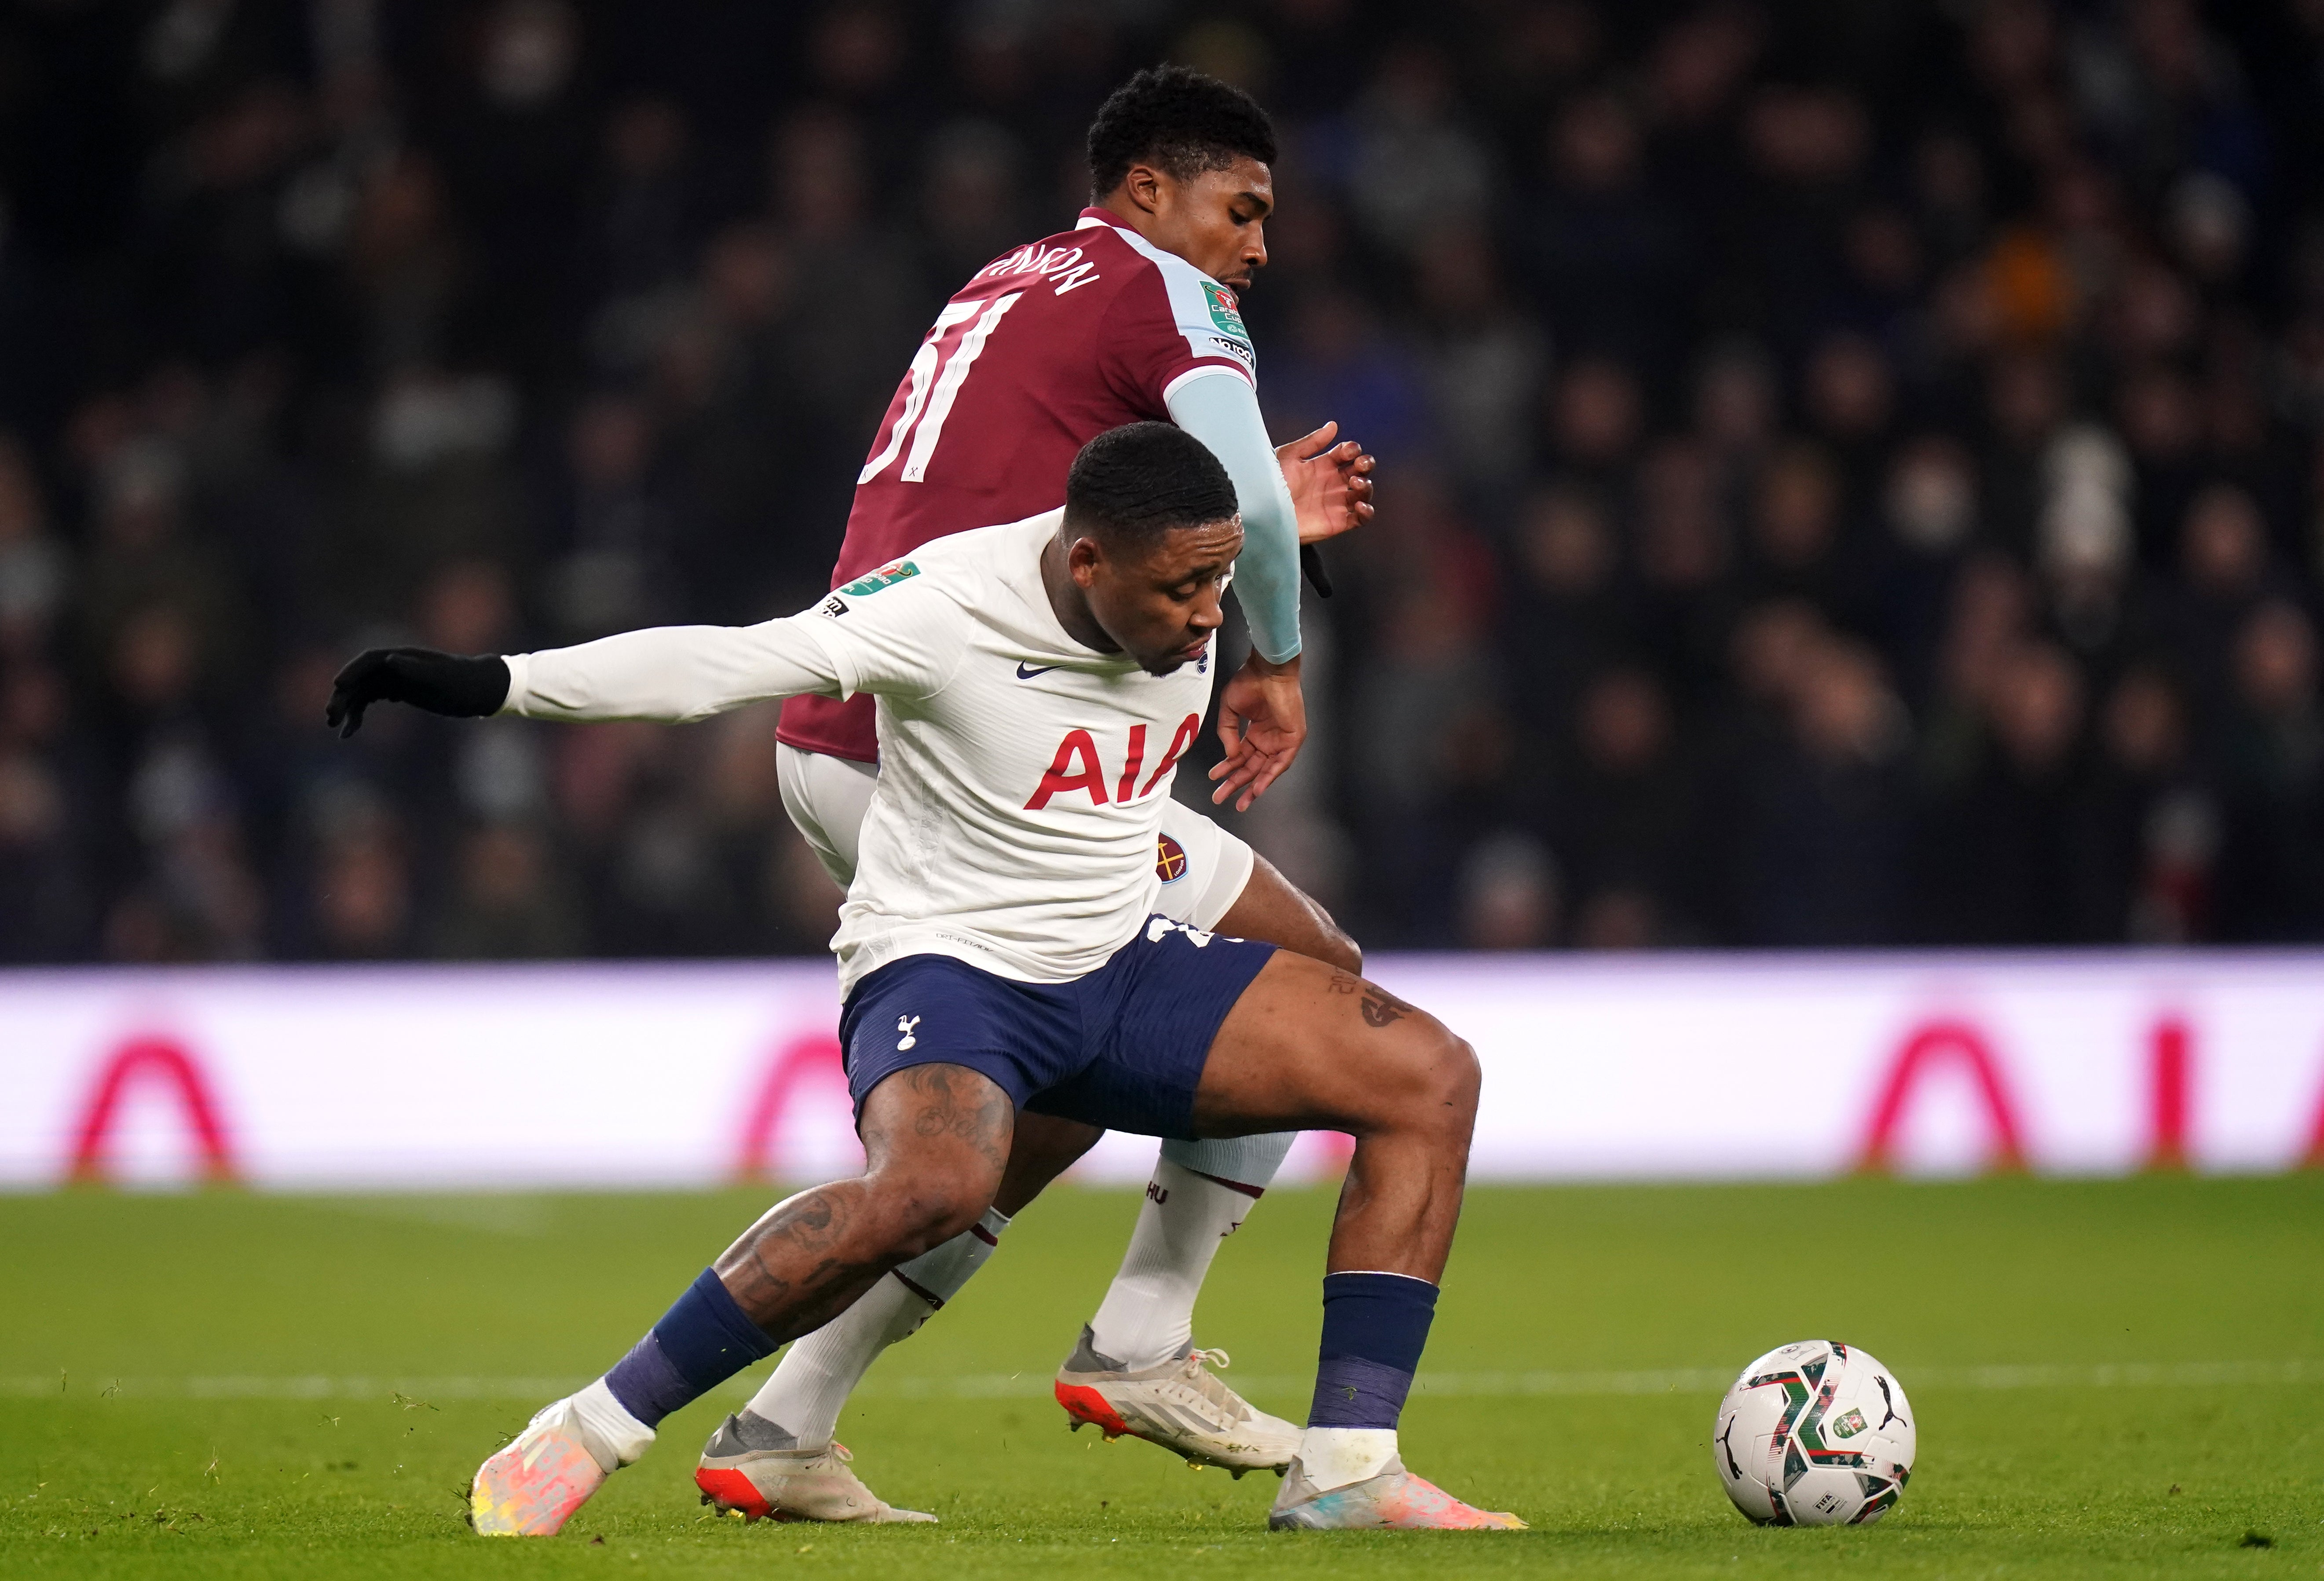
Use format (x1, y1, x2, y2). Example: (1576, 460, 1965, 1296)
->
(1168, 371, 1377, 808)
(505, 622, 845, 723)
(326, 618, 847, 737)
(1166, 370, 1305, 665)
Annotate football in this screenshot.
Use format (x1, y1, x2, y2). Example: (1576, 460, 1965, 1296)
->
(1712, 1340, 1917, 1526)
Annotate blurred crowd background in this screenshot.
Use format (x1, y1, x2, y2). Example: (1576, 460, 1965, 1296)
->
(4, 0, 2324, 961)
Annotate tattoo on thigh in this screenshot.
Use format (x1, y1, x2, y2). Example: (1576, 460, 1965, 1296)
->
(1329, 968, 1417, 1029)
(882, 1063, 1012, 1174)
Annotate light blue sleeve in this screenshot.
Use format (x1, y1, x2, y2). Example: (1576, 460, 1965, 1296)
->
(1165, 370, 1302, 664)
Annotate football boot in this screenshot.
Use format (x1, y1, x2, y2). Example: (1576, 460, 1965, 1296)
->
(469, 1396, 618, 1537)
(1267, 1453, 1526, 1530)
(695, 1411, 936, 1524)
(1054, 1326, 1302, 1474)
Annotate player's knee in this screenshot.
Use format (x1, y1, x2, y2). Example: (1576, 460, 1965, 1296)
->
(887, 1184, 985, 1259)
(1355, 1016, 1478, 1143)
(869, 1164, 993, 1257)
(1441, 1033, 1482, 1123)
(1407, 1024, 1480, 1139)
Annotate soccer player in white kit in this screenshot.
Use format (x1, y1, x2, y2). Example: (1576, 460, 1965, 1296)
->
(328, 423, 1521, 1533)
(697, 67, 1373, 1517)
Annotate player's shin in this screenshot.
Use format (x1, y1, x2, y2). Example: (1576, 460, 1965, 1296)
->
(1298, 1271, 1437, 1489)
(1085, 1134, 1293, 1369)
(732, 1206, 1010, 1449)
(597, 1267, 782, 1451)
(1266, 1266, 1522, 1530)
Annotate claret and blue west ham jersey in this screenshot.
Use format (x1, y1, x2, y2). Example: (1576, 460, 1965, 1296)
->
(777, 208, 1259, 764)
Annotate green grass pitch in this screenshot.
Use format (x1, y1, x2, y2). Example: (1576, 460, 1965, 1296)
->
(2, 1174, 2318, 1578)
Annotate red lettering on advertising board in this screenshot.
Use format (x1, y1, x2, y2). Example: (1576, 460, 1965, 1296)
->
(2146, 1017, 2192, 1171)
(734, 1033, 853, 1183)
(1856, 1020, 2028, 1173)
(67, 1036, 238, 1185)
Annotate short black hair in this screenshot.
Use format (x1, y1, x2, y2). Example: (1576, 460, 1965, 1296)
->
(1086, 65, 1277, 200)
(1065, 422, 1239, 550)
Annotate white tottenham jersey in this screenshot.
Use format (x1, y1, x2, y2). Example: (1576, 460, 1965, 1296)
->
(502, 512, 1216, 995)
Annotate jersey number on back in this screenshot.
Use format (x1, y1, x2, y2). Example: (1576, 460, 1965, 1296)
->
(858, 293, 1026, 485)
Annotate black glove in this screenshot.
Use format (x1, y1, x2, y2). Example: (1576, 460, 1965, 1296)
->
(1300, 543, 1334, 599)
(326, 648, 511, 738)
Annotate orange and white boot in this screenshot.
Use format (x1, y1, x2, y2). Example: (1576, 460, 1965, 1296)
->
(1268, 1453, 1526, 1531)
(1054, 1326, 1301, 1474)
(695, 1411, 936, 1523)
(469, 1385, 642, 1536)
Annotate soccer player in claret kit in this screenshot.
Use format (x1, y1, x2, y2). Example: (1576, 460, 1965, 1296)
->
(328, 423, 1522, 1532)
(699, 68, 1371, 1519)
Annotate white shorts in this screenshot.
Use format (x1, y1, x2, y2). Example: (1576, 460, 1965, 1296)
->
(777, 743, 1254, 932)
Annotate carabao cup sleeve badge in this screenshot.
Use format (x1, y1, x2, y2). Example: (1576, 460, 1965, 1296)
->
(1200, 280, 1249, 342)
(839, 560, 921, 598)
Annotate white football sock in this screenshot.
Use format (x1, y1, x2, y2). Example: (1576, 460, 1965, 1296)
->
(568, 1376, 655, 1471)
(1084, 1142, 1289, 1372)
(739, 1206, 1009, 1447)
(1296, 1426, 1399, 1491)
(1161, 1132, 1297, 1186)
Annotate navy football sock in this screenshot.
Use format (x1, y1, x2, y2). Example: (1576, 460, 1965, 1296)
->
(1307, 1270, 1438, 1429)
(602, 1268, 779, 1429)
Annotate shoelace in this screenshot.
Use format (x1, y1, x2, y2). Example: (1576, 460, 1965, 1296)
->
(1181, 1348, 1256, 1422)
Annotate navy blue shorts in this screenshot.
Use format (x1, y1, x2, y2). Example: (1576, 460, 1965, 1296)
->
(838, 917, 1277, 1140)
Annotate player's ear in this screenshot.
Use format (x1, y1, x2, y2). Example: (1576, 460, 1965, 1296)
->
(1066, 534, 1105, 587)
(1118, 162, 1164, 216)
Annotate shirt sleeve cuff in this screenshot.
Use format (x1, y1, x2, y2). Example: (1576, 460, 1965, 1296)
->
(498, 652, 532, 716)
(1162, 361, 1254, 401)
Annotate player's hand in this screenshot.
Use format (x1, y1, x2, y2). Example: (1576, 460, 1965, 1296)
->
(326, 647, 512, 738)
(1211, 651, 1306, 812)
(1276, 421, 1375, 546)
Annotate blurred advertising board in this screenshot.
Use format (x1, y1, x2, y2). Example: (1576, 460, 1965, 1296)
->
(3, 953, 2321, 1189)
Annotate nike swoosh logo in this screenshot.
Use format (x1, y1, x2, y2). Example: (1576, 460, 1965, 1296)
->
(1015, 662, 1063, 679)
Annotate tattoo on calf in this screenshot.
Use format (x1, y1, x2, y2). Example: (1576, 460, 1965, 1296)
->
(724, 1185, 856, 1318)
(720, 1062, 1013, 1338)
(1328, 968, 1417, 1029)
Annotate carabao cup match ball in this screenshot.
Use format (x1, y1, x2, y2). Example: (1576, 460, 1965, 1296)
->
(1712, 1340, 1917, 1526)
